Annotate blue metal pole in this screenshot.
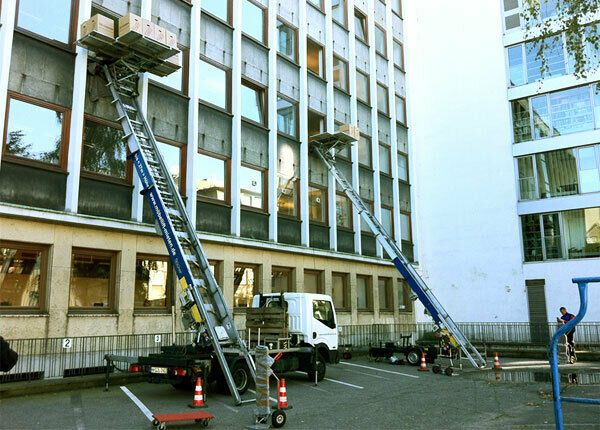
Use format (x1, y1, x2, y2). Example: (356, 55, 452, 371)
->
(548, 277, 600, 430)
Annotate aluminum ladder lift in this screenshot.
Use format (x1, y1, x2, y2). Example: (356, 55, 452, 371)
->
(102, 60, 255, 403)
(311, 132, 487, 368)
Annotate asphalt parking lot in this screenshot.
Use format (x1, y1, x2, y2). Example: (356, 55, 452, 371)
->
(1, 357, 599, 429)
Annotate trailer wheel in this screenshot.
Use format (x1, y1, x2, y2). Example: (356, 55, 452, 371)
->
(432, 365, 441, 374)
(445, 367, 454, 376)
(152, 419, 159, 426)
(272, 410, 287, 428)
(158, 423, 166, 430)
(232, 361, 251, 395)
(405, 348, 421, 366)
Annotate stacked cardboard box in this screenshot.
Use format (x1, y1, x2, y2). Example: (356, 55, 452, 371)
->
(81, 14, 115, 39)
(118, 13, 177, 49)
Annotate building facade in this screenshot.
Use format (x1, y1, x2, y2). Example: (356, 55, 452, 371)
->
(407, 0, 600, 323)
(0, 0, 415, 339)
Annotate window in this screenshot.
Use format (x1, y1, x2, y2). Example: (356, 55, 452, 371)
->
(358, 135, 371, 167)
(277, 20, 296, 62)
(332, 57, 349, 92)
(507, 45, 525, 86)
(356, 71, 370, 104)
(377, 85, 389, 115)
(400, 211, 412, 242)
(361, 199, 374, 232)
(536, 149, 578, 198)
(17, 0, 72, 44)
(0, 242, 46, 310)
(392, 0, 402, 17)
(199, 59, 228, 110)
(393, 40, 404, 70)
(134, 256, 172, 310)
(4, 96, 68, 167)
(354, 10, 367, 42)
(157, 141, 182, 191)
(578, 146, 600, 194)
(379, 144, 391, 175)
(241, 83, 265, 124)
(563, 208, 600, 259)
(82, 118, 127, 180)
(398, 153, 408, 182)
(242, 0, 265, 43)
(332, 0, 347, 26)
(525, 36, 566, 83)
(272, 267, 293, 293)
(397, 279, 412, 312)
(150, 50, 184, 92)
(511, 99, 531, 143)
(517, 156, 536, 200)
(202, 0, 229, 22)
(356, 275, 371, 310)
(549, 87, 594, 136)
(308, 0, 323, 10)
(308, 110, 325, 139)
(381, 206, 393, 236)
(196, 153, 227, 201)
(309, 186, 327, 223)
(336, 194, 352, 229)
(313, 299, 336, 328)
(378, 277, 392, 310)
(277, 97, 297, 137)
(542, 213, 563, 259)
(395, 96, 406, 124)
(69, 249, 115, 310)
(397, 124, 408, 153)
(332, 272, 349, 309)
(375, 25, 386, 57)
(522, 214, 543, 262)
(240, 165, 264, 209)
(531, 95, 551, 139)
(234, 264, 259, 308)
(399, 182, 411, 212)
(277, 140, 299, 217)
(304, 270, 323, 294)
(307, 38, 325, 78)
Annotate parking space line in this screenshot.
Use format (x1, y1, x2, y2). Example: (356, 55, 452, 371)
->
(310, 385, 331, 394)
(340, 361, 419, 379)
(120, 386, 154, 421)
(323, 378, 364, 389)
(342, 368, 387, 380)
(217, 401, 240, 413)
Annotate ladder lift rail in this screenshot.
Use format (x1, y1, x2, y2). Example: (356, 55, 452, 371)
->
(102, 64, 255, 403)
(313, 145, 486, 368)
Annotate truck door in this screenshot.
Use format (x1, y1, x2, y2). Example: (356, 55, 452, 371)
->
(311, 299, 338, 351)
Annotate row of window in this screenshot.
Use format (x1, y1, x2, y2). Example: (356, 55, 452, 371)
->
(507, 24, 600, 87)
(512, 82, 600, 143)
(0, 240, 413, 313)
(521, 207, 600, 262)
(517, 144, 600, 200)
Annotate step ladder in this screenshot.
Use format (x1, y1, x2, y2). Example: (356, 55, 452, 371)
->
(311, 134, 487, 368)
(102, 62, 256, 403)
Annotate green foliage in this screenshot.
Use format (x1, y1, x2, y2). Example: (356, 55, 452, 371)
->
(522, 0, 600, 78)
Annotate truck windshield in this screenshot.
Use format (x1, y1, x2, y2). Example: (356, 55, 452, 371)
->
(313, 300, 335, 329)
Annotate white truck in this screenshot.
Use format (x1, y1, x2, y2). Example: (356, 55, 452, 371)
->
(136, 292, 340, 393)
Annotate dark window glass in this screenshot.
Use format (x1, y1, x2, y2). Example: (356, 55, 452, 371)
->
(82, 120, 127, 179)
(336, 194, 352, 228)
(307, 39, 324, 78)
(378, 277, 391, 310)
(313, 299, 336, 328)
(304, 270, 322, 294)
(332, 273, 349, 309)
(512, 99, 531, 143)
(522, 214, 543, 262)
(272, 267, 292, 293)
(356, 275, 371, 309)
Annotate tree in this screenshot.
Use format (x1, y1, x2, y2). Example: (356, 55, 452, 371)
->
(522, 0, 600, 78)
(5, 130, 30, 158)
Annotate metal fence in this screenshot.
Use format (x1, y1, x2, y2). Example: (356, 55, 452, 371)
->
(2, 322, 599, 383)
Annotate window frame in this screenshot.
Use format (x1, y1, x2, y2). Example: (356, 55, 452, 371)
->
(308, 183, 329, 225)
(276, 18, 298, 63)
(14, 0, 78, 50)
(336, 192, 353, 230)
(378, 276, 393, 311)
(80, 114, 132, 185)
(133, 253, 174, 314)
(198, 56, 232, 113)
(156, 137, 187, 196)
(356, 70, 371, 104)
(233, 263, 260, 310)
(354, 9, 368, 44)
(276, 94, 299, 139)
(332, 55, 350, 93)
(303, 269, 324, 294)
(356, 274, 373, 311)
(201, 0, 233, 25)
(196, 149, 231, 205)
(68, 247, 117, 313)
(272, 266, 294, 293)
(241, 79, 267, 126)
(241, 0, 267, 45)
(393, 39, 405, 71)
(239, 162, 267, 212)
(0, 240, 48, 313)
(307, 37, 326, 80)
(332, 0, 348, 27)
(377, 83, 390, 116)
(3, 91, 71, 172)
(374, 23, 387, 58)
(331, 272, 350, 310)
(397, 278, 413, 312)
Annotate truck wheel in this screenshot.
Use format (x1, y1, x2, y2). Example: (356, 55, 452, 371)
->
(272, 410, 287, 428)
(405, 348, 421, 366)
(232, 361, 251, 395)
(307, 356, 326, 382)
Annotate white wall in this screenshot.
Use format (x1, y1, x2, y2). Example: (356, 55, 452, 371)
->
(405, 1, 529, 322)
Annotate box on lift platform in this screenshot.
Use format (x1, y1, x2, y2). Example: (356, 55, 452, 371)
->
(118, 13, 144, 43)
(338, 124, 360, 142)
(80, 14, 115, 40)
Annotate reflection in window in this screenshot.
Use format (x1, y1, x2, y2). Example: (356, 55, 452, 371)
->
(196, 153, 226, 201)
(375, 26, 386, 56)
(531, 95, 551, 139)
(240, 165, 263, 209)
(277, 21, 296, 61)
(381, 206, 393, 236)
(332, 0, 346, 25)
(336, 194, 352, 228)
(512, 99, 531, 143)
(5, 98, 64, 165)
(332, 273, 348, 309)
(578, 146, 600, 193)
(272, 267, 292, 293)
(536, 149, 578, 198)
(356, 275, 370, 309)
(377, 84, 389, 115)
(135, 257, 170, 309)
(542, 213, 562, 259)
(356, 71, 370, 103)
(277, 140, 299, 217)
(522, 214, 543, 262)
(0, 244, 44, 309)
(199, 60, 227, 109)
(508, 45, 525, 86)
(17, 0, 72, 43)
(277, 97, 297, 137)
(525, 36, 566, 83)
(333, 57, 349, 92)
(157, 142, 181, 190)
(82, 120, 127, 179)
(150, 51, 183, 92)
(355, 10, 367, 42)
(241, 84, 264, 124)
(202, 0, 228, 22)
(518, 156, 536, 200)
(549, 87, 594, 136)
(242, 0, 265, 42)
(307, 39, 324, 78)
(304, 270, 322, 294)
(234, 265, 258, 307)
(313, 299, 335, 328)
(564, 208, 600, 259)
(69, 250, 114, 309)
(358, 135, 371, 167)
(309, 186, 327, 223)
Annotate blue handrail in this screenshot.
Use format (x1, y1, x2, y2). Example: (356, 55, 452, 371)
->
(548, 277, 600, 430)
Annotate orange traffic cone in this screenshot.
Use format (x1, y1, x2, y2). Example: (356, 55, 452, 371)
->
(189, 376, 206, 408)
(418, 352, 429, 372)
(278, 378, 288, 409)
(493, 352, 502, 370)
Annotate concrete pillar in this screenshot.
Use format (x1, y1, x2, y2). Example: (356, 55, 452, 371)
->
(324, 0, 337, 251)
(298, 1, 310, 246)
(230, 0, 243, 236)
(267, 2, 278, 242)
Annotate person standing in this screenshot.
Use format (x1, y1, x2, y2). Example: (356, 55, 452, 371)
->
(558, 307, 576, 363)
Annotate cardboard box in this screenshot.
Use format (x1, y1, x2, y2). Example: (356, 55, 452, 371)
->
(142, 18, 156, 39)
(80, 14, 114, 39)
(154, 26, 167, 45)
(339, 124, 361, 142)
(118, 13, 143, 42)
(165, 29, 177, 49)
